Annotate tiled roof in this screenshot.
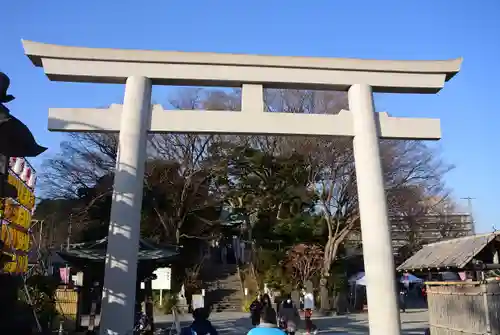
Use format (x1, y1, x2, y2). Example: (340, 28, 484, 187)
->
(56, 237, 178, 262)
(397, 232, 500, 271)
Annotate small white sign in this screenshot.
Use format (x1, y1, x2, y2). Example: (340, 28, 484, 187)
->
(192, 294, 204, 310)
(152, 267, 171, 290)
(72, 272, 84, 286)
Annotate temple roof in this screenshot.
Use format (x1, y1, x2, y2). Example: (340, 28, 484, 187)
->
(397, 232, 500, 272)
(56, 237, 178, 263)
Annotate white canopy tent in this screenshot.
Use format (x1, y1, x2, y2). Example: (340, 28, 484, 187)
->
(349, 272, 423, 286)
(400, 273, 423, 284)
(349, 272, 367, 286)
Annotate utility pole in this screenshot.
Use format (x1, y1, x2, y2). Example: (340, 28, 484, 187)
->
(66, 214, 73, 251)
(461, 197, 476, 234)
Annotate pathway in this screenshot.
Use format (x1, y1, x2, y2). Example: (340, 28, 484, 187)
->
(153, 309, 429, 334)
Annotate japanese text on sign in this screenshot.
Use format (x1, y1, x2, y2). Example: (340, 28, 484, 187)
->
(1, 157, 37, 274)
(3, 254, 28, 274)
(0, 224, 30, 252)
(7, 174, 35, 210)
(3, 199, 31, 229)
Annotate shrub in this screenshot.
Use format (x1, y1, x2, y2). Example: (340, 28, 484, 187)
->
(241, 298, 252, 312)
(21, 274, 59, 332)
(152, 290, 179, 314)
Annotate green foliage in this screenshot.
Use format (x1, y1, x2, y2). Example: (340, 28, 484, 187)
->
(330, 272, 349, 294)
(239, 266, 259, 296)
(21, 275, 59, 330)
(252, 249, 294, 292)
(272, 215, 324, 246)
(262, 266, 284, 290)
(241, 298, 252, 312)
(211, 143, 317, 242)
(255, 249, 285, 273)
(153, 291, 179, 314)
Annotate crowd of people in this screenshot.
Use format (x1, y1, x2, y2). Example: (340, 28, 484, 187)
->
(248, 293, 316, 335)
(180, 285, 423, 334)
(180, 293, 315, 335)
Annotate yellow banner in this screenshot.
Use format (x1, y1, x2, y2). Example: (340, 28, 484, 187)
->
(7, 174, 35, 211)
(3, 254, 28, 274)
(0, 224, 30, 252)
(1, 161, 36, 274)
(3, 199, 32, 229)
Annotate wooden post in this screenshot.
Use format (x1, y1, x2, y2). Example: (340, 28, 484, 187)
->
(482, 283, 491, 334)
(87, 282, 100, 334)
(291, 290, 300, 309)
(144, 277, 155, 334)
(75, 287, 83, 332)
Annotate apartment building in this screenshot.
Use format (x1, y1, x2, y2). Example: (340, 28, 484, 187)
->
(345, 213, 474, 256)
(390, 212, 473, 252)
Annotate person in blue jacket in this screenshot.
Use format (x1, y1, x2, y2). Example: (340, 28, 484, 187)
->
(247, 306, 285, 335)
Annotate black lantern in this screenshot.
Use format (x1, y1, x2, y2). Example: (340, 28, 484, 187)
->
(0, 72, 47, 157)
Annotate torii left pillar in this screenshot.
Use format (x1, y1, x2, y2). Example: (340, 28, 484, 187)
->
(99, 76, 152, 335)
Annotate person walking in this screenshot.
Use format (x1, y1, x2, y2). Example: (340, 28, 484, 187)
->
(278, 297, 300, 335)
(261, 294, 273, 309)
(181, 308, 218, 335)
(399, 284, 408, 313)
(250, 293, 263, 326)
(303, 307, 317, 335)
(221, 244, 227, 265)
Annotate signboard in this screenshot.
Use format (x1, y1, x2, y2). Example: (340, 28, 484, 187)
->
(191, 294, 204, 310)
(1, 157, 36, 274)
(3, 254, 28, 273)
(4, 198, 33, 229)
(152, 267, 172, 290)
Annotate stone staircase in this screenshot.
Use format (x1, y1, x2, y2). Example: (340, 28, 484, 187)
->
(201, 263, 244, 312)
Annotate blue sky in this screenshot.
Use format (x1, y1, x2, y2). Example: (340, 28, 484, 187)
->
(2, 0, 499, 232)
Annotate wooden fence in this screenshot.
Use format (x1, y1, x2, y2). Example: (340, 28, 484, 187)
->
(54, 286, 80, 330)
(427, 281, 500, 335)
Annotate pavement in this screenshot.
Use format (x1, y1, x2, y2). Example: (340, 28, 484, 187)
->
(153, 308, 429, 334)
(81, 309, 428, 334)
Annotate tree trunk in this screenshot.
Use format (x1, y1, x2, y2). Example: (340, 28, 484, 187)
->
(319, 238, 333, 313)
(144, 279, 155, 334)
(320, 237, 342, 313)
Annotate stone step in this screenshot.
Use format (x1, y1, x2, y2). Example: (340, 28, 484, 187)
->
(214, 303, 241, 312)
(221, 296, 242, 302)
(207, 280, 239, 284)
(201, 263, 244, 312)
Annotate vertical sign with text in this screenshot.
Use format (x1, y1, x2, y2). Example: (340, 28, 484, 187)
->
(1, 157, 36, 274)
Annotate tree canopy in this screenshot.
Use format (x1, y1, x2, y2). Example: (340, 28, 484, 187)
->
(35, 87, 458, 293)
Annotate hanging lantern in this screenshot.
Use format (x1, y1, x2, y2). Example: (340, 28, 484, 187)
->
(20, 163, 31, 183)
(27, 173, 36, 189)
(12, 157, 24, 175)
(0, 72, 47, 157)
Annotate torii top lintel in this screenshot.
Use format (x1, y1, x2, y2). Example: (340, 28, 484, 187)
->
(22, 40, 461, 94)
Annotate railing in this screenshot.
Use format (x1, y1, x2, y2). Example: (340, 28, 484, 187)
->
(54, 285, 79, 332)
(236, 264, 246, 311)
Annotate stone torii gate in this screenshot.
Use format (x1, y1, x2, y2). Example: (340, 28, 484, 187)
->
(23, 40, 461, 335)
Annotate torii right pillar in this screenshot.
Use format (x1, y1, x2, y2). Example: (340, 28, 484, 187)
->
(350, 83, 400, 334)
